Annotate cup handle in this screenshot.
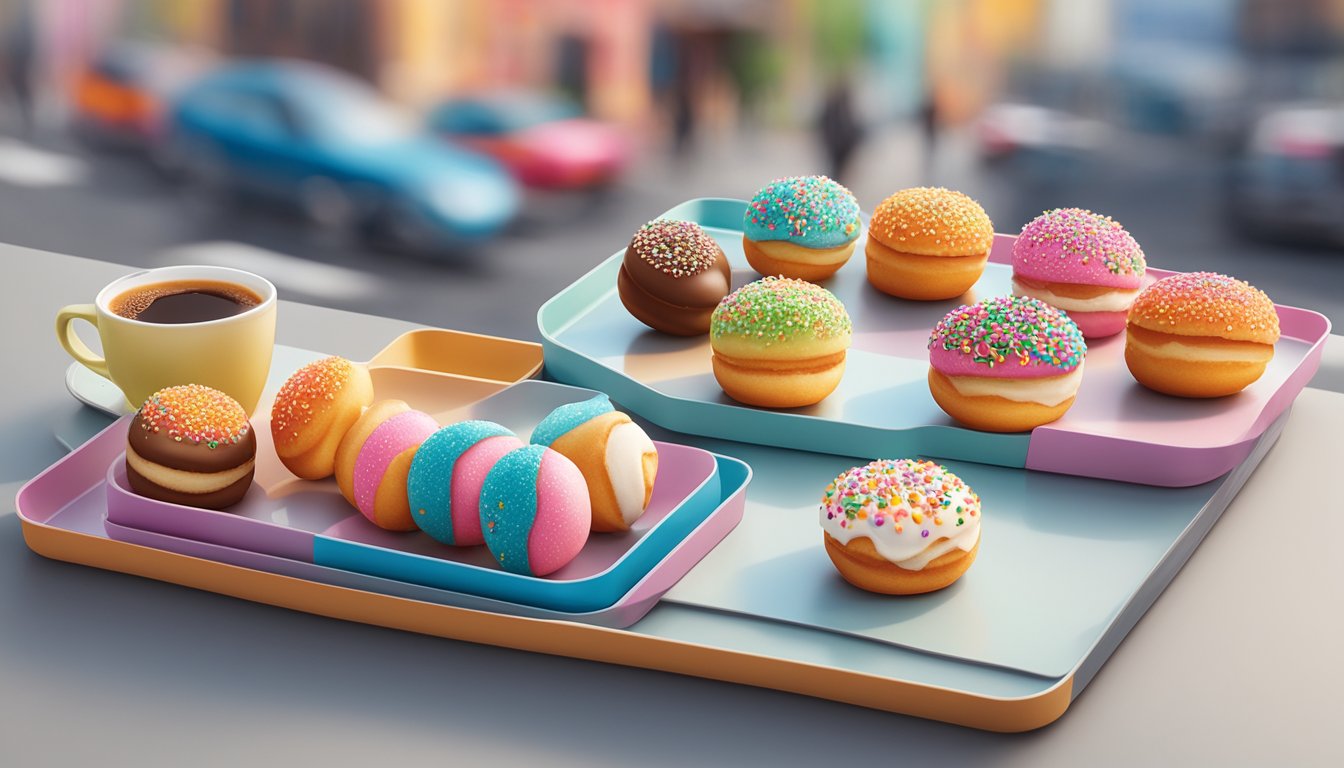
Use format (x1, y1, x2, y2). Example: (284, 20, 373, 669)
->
(56, 304, 111, 379)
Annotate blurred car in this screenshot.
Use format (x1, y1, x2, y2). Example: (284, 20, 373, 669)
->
(166, 61, 519, 249)
(1225, 103, 1344, 244)
(70, 42, 214, 149)
(977, 103, 1107, 162)
(428, 91, 630, 189)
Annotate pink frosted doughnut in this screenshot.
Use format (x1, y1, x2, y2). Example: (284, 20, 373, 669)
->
(352, 410, 438, 523)
(1011, 208, 1146, 338)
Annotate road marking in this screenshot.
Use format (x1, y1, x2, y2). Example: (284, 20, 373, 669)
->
(0, 138, 90, 187)
(156, 241, 384, 301)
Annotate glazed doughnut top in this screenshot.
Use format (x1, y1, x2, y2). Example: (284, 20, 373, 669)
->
(743, 175, 861, 249)
(1013, 208, 1145, 288)
(820, 459, 980, 567)
(131, 384, 254, 472)
(929, 295, 1086, 378)
(869, 186, 994, 256)
(711, 276, 851, 347)
(629, 219, 722, 278)
(1128, 271, 1280, 344)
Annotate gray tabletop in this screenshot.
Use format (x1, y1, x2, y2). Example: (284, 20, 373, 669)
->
(2, 243, 1341, 767)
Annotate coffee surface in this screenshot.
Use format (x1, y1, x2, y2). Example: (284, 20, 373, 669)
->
(111, 280, 262, 324)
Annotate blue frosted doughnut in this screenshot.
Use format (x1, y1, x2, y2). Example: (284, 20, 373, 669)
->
(407, 421, 517, 546)
(530, 394, 613, 447)
(743, 176, 861, 249)
(479, 445, 590, 576)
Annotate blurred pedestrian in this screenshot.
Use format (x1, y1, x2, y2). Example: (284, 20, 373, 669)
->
(817, 77, 863, 182)
(2, 0, 36, 136)
(919, 92, 938, 184)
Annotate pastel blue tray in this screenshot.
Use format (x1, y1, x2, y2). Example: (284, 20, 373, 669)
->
(537, 198, 1327, 487)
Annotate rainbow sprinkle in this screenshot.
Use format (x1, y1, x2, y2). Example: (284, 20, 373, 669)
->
(930, 295, 1086, 370)
(820, 459, 979, 534)
(628, 219, 722, 278)
(271, 356, 355, 438)
(744, 176, 860, 248)
(711, 276, 851, 344)
(138, 384, 250, 449)
(1015, 208, 1145, 276)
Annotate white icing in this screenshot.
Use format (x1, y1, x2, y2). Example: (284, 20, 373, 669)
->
(946, 362, 1084, 406)
(894, 525, 980, 570)
(1126, 334, 1274, 363)
(819, 463, 981, 571)
(1013, 277, 1139, 313)
(605, 421, 656, 525)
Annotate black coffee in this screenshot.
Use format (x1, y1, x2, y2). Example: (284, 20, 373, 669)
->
(110, 280, 263, 324)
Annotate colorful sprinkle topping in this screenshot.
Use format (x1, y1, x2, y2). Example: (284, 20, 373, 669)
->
(930, 295, 1086, 370)
(271, 356, 355, 437)
(820, 459, 979, 534)
(1129, 271, 1280, 343)
(628, 219, 722, 278)
(744, 175, 861, 248)
(1015, 208, 1145, 276)
(138, 384, 250, 448)
(711, 276, 852, 344)
(870, 187, 993, 255)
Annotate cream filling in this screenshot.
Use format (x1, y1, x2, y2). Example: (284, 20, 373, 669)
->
(605, 421, 657, 525)
(945, 363, 1084, 407)
(126, 445, 254, 495)
(1012, 277, 1138, 313)
(1126, 334, 1274, 363)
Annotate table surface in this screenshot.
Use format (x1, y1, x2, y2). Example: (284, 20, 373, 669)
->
(3, 243, 1341, 767)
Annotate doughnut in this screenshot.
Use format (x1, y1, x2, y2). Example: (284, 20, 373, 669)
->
(480, 445, 591, 576)
(1125, 271, 1279, 398)
(1012, 208, 1146, 338)
(333, 400, 438, 531)
(865, 187, 994, 300)
(821, 459, 981, 595)
(617, 219, 731, 336)
(125, 384, 256, 509)
(928, 295, 1087, 432)
(710, 276, 852, 408)
(270, 356, 374, 480)
(531, 394, 658, 533)
(406, 421, 525, 546)
(742, 175, 861, 281)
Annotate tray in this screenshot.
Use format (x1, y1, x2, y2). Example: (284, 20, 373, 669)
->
(102, 439, 747, 630)
(20, 376, 1287, 731)
(102, 377, 742, 615)
(538, 197, 1330, 487)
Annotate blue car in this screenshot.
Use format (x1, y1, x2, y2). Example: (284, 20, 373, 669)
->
(166, 61, 519, 249)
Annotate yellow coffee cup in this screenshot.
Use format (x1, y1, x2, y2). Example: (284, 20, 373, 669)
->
(56, 265, 277, 414)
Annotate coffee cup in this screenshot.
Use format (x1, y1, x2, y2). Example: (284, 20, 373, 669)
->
(56, 265, 277, 414)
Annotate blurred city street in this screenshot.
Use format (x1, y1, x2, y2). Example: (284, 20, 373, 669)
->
(1, 116, 1340, 343)
(1, 0, 1342, 342)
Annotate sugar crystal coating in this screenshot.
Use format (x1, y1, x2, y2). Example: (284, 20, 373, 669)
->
(1128, 271, 1279, 344)
(870, 187, 994, 256)
(271, 356, 356, 438)
(138, 384, 250, 448)
(711, 276, 851, 344)
(744, 175, 861, 248)
(1014, 208, 1145, 281)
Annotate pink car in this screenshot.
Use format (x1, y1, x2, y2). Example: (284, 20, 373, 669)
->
(429, 92, 630, 189)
